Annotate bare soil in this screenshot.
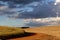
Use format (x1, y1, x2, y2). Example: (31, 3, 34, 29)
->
(8, 26, 60, 40)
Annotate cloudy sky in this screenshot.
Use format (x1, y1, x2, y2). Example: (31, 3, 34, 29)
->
(0, 0, 60, 27)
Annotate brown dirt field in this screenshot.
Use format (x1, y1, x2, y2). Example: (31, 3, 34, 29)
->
(8, 33, 59, 40)
(8, 26, 60, 40)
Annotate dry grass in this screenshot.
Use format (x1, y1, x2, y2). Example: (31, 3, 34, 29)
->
(9, 33, 60, 40)
(0, 26, 60, 40)
(9, 26, 60, 40)
(23, 26, 60, 39)
(24, 26, 60, 36)
(0, 26, 25, 38)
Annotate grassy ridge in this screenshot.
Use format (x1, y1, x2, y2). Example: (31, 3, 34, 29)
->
(0, 26, 25, 38)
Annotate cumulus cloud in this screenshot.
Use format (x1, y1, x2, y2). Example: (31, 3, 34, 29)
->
(0, 0, 57, 19)
(8, 0, 56, 19)
(0, 6, 16, 15)
(0, 0, 60, 27)
(0, 1, 39, 16)
(24, 18, 60, 27)
(23, 18, 49, 27)
(0, 0, 40, 4)
(0, 1, 55, 18)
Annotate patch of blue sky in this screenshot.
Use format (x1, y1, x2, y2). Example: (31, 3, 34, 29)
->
(0, 15, 25, 27)
(14, 6, 33, 12)
(27, 2, 39, 7)
(0, 1, 9, 6)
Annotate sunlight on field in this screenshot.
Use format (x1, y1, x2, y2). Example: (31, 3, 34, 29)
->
(0, 26, 25, 37)
(24, 26, 60, 38)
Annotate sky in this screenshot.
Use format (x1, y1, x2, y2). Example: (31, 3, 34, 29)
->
(0, 0, 60, 27)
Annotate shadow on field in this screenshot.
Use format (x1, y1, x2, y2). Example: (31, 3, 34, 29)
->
(0, 32, 36, 40)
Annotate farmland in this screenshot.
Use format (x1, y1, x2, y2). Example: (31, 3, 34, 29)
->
(0, 26, 25, 39)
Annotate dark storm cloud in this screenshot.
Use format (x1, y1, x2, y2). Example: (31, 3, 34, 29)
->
(0, 0, 59, 19)
(0, 0, 41, 8)
(0, 0, 59, 27)
(25, 22, 48, 27)
(0, 0, 40, 4)
(0, 0, 40, 16)
(17, 6, 56, 19)
(0, 5, 16, 15)
(11, 0, 57, 19)
(12, 0, 60, 19)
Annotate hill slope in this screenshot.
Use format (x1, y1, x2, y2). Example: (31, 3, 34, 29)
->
(9, 26, 60, 40)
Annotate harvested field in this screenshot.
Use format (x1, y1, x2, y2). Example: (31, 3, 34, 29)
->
(0, 26, 25, 39)
(8, 26, 60, 40)
(9, 33, 60, 40)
